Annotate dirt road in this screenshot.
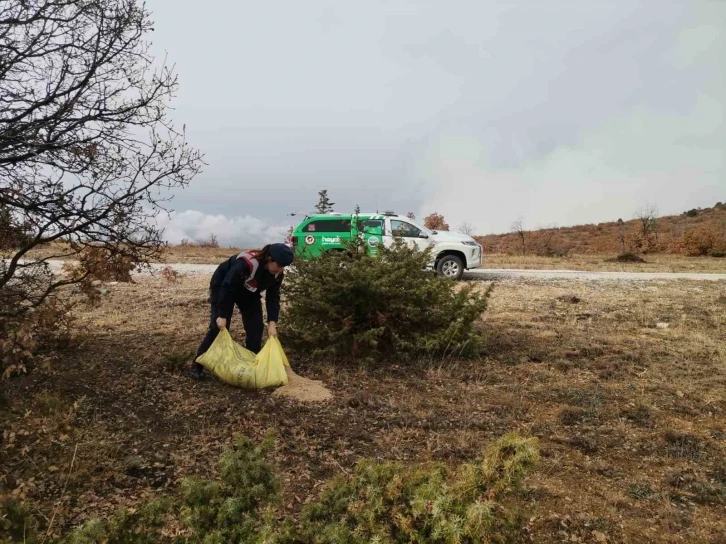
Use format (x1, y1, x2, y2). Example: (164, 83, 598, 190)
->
(28, 260, 726, 281)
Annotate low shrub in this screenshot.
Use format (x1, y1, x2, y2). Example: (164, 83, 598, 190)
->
(664, 431, 706, 461)
(607, 253, 646, 263)
(62, 245, 137, 302)
(676, 224, 726, 256)
(1, 244, 136, 377)
(179, 234, 219, 248)
(295, 432, 540, 543)
(0, 498, 39, 543)
(0, 296, 76, 378)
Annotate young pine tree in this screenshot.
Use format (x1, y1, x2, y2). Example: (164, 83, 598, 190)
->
(315, 190, 335, 214)
(281, 241, 492, 361)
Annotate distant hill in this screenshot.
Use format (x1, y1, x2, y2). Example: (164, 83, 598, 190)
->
(475, 202, 726, 256)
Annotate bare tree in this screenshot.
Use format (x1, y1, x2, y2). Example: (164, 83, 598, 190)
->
(634, 204, 659, 249)
(534, 223, 560, 256)
(457, 222, 474, 236)
(617, 218, 627, 252)
(0, 0, 202, 317)
(511, 218, 526, 254)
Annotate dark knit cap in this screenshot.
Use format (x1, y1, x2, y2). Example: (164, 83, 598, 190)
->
(269, 243, 294, 266)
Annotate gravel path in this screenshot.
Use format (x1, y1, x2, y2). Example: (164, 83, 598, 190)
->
(21, 260, 726, 282)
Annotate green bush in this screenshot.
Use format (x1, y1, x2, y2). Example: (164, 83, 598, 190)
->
(294, 432, 539, 544)
(281, 242, 492, 361)
(66, 499, 173, 544)
(0, 498, 40, 544)
(4, 433, 538, 543)
(178, 433, 280, 542)
(64, 433, 282, 544)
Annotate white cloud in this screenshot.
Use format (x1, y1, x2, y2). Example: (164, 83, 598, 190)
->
(417, 1, 726, 235)
(418, 93, 725, 234)
(156, 210, 290, 249)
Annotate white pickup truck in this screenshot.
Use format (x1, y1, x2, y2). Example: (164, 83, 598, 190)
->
(376, 212, 483, 280)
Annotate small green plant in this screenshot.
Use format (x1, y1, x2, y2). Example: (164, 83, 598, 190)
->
(66, 499, 173, 544)
(34, 392, 66, 416)
(627, 483, 655, 500)
(0, 498, 40, 544)
(295, 432, 539, 543)
(161, 351, 194, 373)
(65, 433, 281, 543)
(281, 241, 492, 361)
(179, 433, 280, 541)
(620, 403, 653, 427)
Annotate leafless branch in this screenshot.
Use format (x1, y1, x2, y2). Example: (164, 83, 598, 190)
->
(511, 217, 526, 255)
(1, 0, 203, 317)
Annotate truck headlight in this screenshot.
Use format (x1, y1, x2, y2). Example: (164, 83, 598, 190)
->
(463, 241, 478, 246)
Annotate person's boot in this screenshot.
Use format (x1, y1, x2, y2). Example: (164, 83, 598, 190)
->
(189, 361, 205, 380)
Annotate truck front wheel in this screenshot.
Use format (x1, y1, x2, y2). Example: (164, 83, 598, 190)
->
(436, 255, 464, 280)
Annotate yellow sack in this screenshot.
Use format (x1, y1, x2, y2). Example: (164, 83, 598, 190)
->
(195, 329, 290, 389)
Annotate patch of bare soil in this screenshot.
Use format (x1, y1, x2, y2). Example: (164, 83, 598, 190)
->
(273, 367, 333, 403)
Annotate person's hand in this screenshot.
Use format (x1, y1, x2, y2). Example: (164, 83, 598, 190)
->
(268, 321, 278, 337)
(216, 317, 227, 330)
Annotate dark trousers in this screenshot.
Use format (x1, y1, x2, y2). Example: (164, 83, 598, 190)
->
(193, 290, 264, 369)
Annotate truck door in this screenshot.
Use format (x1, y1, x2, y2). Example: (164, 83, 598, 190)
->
(361, 219, 383, 256)
(387, 219, 433, 252)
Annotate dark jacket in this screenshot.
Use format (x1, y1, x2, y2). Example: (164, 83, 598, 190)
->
(210, 253, 283, 322)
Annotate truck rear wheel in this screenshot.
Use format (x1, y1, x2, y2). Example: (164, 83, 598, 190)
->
(436, 255, 464, 280)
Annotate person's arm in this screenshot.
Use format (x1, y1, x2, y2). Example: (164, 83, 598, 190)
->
(216, 259, 250, 320)
(265, 274, 283, 335)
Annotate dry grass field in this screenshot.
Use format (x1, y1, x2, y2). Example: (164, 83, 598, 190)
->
(156, 247, 726, 273)
(482, 253, 726, 273)
(1, 273, 725, 542)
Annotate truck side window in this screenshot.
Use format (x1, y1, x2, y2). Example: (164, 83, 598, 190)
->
(390, 220, 421, 238)
(362, 220, 383, 229)
(303, 220, 351, 233)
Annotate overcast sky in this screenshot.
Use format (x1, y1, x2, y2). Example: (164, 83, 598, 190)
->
(148, 0, 724, 247)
